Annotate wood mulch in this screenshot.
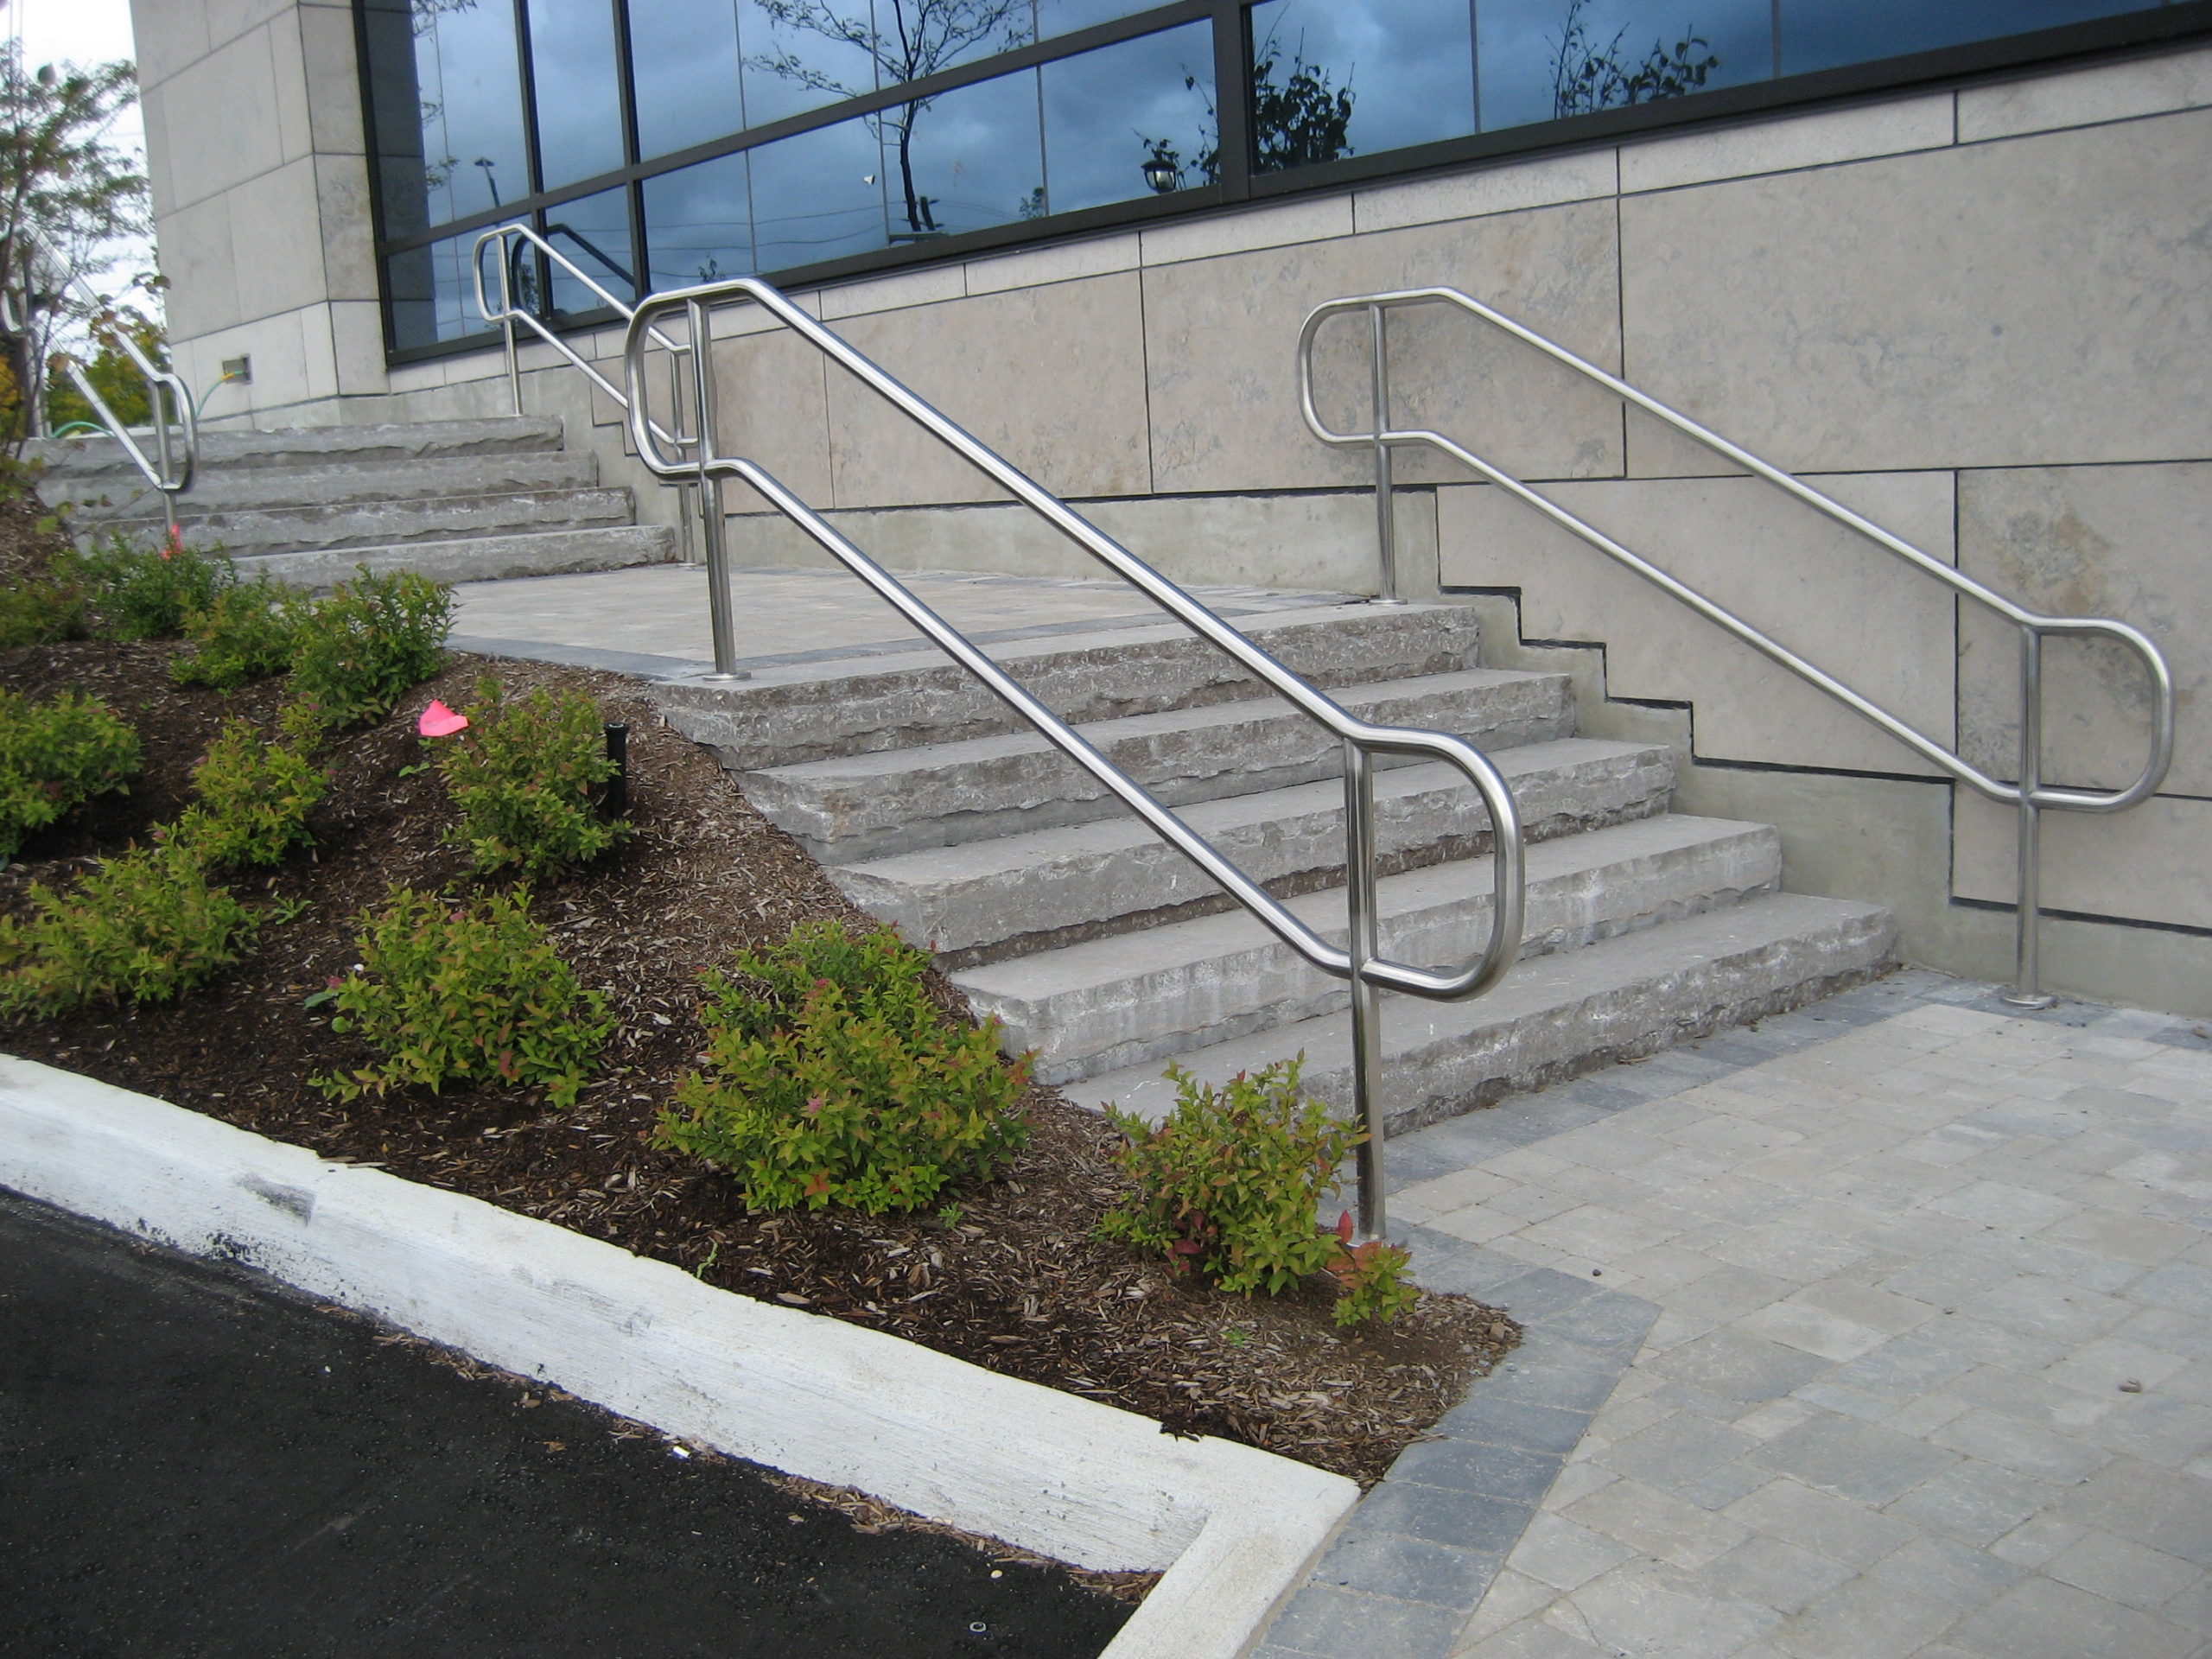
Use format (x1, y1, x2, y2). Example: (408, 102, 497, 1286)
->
(0, 502, 1518, 1493)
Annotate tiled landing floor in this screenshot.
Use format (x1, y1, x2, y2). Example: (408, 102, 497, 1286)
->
(1262, 970, 2212, 1659)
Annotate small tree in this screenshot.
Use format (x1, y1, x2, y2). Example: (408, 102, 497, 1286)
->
(0, 42, 150, 446)
(746, 0, 1029, 240)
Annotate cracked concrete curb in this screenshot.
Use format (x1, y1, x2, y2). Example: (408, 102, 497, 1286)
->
(0, 1055, 1357, 1659)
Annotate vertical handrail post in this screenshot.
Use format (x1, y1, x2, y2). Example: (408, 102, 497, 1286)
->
(687, 296, 741, 678)
(498, 232, 523, 416)
(1368, 302, 1402, 604)
(2004, 626, 2056, 1009)
(669, 345, 698, 565)
(1343, 735, 1388, 1240)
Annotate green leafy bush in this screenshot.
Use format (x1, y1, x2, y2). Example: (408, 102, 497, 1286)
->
(168, 719, 328, 868)
(72, 536, 236, 641)
(171, 579, 308, 690)
(286, 567, 453, 730)
(655, 921, 1031, 1215)
(0, 575, 91, 648)
(0, 847, 259, 1016)
(312, 887, 613, 1109)
(0, 690, 142, 860)
(1099, 1057, 1415, 1324)
(437, 677, 629, 878)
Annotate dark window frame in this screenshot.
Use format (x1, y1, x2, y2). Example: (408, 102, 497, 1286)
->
(356, 0, 2212, 365)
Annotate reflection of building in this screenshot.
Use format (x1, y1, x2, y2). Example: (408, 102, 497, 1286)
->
(137, 3, 2210, 1013)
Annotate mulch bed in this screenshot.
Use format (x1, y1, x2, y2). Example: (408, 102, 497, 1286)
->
(0, 500, 1517, 1494)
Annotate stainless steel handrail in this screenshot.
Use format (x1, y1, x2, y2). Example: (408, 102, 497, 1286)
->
(4, 243, 196, 535)
(1299, 285, 2178, 1008)
(619, 275, 1528, 1238)
(472, 222, 701, 575)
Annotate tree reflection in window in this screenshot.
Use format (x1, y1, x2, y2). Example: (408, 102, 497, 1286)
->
(746, 0, 1031, 240)
(1549, 0, 1719, 118)
(1153, 26, 1355, 185)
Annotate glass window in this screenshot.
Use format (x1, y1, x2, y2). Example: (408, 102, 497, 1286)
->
(1247, 0, 1474, 171)
(363, 0, 531, 237)
(542, 186, 639, 316)
(630, 0, 745, 160)
(528, 0, 629, 188)
(1478, 0, 1773, 133)
(386, 232, 495, 352)
(644, 150, 755, 289)
(1778, 0, 2152, 77)
(748, 113, 891, 274)
(739, 0, 880, 128)
(1035, 0, 1170, 41)
(877, 66, 1045, 240)
(889, 0, 1039, 77)
(1040, 22, 1215, 211)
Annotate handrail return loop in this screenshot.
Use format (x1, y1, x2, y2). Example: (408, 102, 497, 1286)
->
(1298, 285, 2177, 1010)
(471, 222, 704, 582)
(5, 241, 196, 535)
(612, 275, 1528, 1239)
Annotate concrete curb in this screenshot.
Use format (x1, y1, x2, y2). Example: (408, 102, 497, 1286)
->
(0, 1056, 1357, 1659)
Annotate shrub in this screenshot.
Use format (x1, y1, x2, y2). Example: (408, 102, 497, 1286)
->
(437, 677, 629, 879)
(655, 921, 1031, 1215)
(0, 690, 142, 860)
(73, 535, 236, 641)
(1098, 1057, 1415, 1324)
(171, 579, 308, 690)
(167, 720, 328, 868)
(0, 575, 91, 648)
(0, 847, 260, 1016)
(312, 887, 613, 1109)
(287, 567, 453, 730)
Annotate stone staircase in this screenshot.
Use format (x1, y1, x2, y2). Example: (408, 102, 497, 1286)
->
(652, 597, 1897, 1135)
(28, 416, 676, 589)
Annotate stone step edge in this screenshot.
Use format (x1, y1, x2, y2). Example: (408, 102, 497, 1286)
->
(1076, 892, 1898, 1136)
(837, 738, 1676, 967)
(967, 815, 1784, 1084)
(23, 416, 568, 478)
(237, 524, 679, 592)
(51, 455, 604, 519)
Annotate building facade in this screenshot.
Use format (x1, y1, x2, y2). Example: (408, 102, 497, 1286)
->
(132, 1, 2212, 1014)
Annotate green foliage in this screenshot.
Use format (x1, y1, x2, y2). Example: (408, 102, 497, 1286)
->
(656, 921, 1031, 1216)
(71, 535, 235, 641)
(170, 579, 308, 690)
(0, 846, 258, 1016)
(312, 887, 613, 1109)
(0, 688, 140, 859)
(1100, 1056, 1415, 1324)
(437, 677, 628, 879)
(285, 567, 453, 731)
(0, 572, 89, 647)
(168, 719, 327, 868)
(45, 307, 164, 430)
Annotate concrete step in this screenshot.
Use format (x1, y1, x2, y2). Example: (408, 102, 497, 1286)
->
(50, 452, 601, 524)
(836, 737, 1676, 964)
(25, 416, 567, 482)
(238, 524, 679, 591)
(1079, 891, 1897, 1135)
(165, 486, 637, 559)
(961, 815, 1783, 1085)
(744, 665, 1577, 863)
(652, 601, 1482, 770)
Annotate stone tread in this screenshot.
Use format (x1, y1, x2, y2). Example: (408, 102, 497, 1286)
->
(168, 486, 638, 557)
(24, 416, 566, 480)
(1077, 890, 1897, 1133)
(238, 524, 678, 591)
(832, 737, 1677, 959)
(958, 814, 1783, 1084)
(51, 452, 601, 521)
(652, 601, 1483, 769)
(742, 665, 1577, 861)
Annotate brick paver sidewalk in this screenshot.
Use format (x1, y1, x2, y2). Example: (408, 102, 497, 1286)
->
(1272, 972, 2212, 1659)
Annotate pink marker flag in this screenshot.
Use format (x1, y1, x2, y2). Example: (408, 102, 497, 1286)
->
(417, 700, 469, 737)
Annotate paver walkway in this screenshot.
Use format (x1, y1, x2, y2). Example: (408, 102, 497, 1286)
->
(1265, 970, 2212, 1659)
